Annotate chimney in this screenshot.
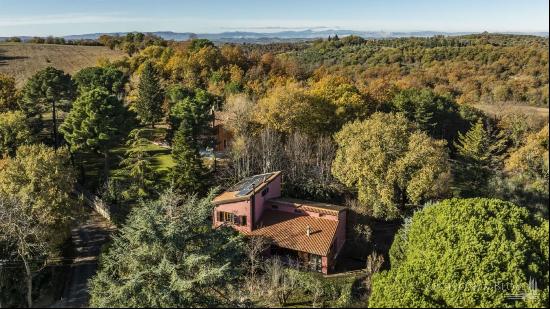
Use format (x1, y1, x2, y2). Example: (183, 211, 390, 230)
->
(306, 225, 312, 237)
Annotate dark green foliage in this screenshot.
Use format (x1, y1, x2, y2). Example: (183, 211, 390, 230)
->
(390, 88, 470, 143)
(73, 66, 127, 96)
(89, 190, 245, 307)
(170, 123, 205, 194)
(60, 88, 126, 176)
(116, 129, 158, 200)
(189, 38, 215, 52)
(169, 88, 216, 148)
(370, 198, 549, 308)
(135, 62, 164, 127)
(453, 119, 507, 197)
(21, 67, 75, 147)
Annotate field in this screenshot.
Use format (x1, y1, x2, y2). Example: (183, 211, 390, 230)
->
(0, 42, 126, 86)
(474, 104, 549, 124)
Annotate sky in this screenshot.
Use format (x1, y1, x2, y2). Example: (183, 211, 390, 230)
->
(0, 0, 548, 36)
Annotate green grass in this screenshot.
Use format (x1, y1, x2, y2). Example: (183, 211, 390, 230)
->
(77, 125, 175, 192)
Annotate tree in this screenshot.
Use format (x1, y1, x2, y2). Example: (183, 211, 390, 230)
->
(21, 67, 75, 148)
(0, 144, 76, 307)
(308, 75, 369, 128)
(499, 125, 549, 215)
(390, 88, 469, 143)
(89, 190, 245, 307)
(73, 66, 127, 96)
(116, 129, 158, 200)
(0, 111, 32, 157)
(332, 113, 451, 219)
(0, 73, 19, 112)
(369, 198, 549, 308)
(220, 93, 255, 136)
(60, 88, 126, 177)
(255, 82, 333, 135)
(0, 144, 76, 246)
(505, 124, 549, 192)
(170, 123, 205, 194)
(453, 119, 506, 197)
(134, 62, 164, 127)
(169, 88, 215, 147)
(0, 195, 48, 308)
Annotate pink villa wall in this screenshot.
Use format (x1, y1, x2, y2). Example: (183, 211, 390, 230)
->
(322, 256, 329, 274)
(213, 200, 252, 233)
(213, 172, 347, 275)
(334, 211, 347, 256)
(252, 174, 282, 225)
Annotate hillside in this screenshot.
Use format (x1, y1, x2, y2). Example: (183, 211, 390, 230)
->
(0, 43, 125, 86)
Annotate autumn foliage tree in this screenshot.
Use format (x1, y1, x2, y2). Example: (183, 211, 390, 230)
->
(0, 111, 32, 157)
(0, 73, 19, 112)
(332, 113, 451, 219)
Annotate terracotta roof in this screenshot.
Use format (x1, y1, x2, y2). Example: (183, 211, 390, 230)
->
(243, 210, 339, 256)
(269, 197, 346, 216)
(213, 171, 281, 205)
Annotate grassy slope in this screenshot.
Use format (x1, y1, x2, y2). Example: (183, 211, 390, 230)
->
(0, 42, 126, 86)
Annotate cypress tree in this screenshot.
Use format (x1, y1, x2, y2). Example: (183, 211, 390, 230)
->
(135, 62, 164, 127)
(117, 129, 157, 200)
(169, 123, 204, 194)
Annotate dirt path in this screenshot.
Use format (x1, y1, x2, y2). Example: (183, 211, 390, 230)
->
(50, 212, 115, 308)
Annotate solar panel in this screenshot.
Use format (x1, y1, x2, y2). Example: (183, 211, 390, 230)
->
(233, 172, 276, 197)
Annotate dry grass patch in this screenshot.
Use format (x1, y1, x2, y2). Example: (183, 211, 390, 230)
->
(0, 42, 126, 86)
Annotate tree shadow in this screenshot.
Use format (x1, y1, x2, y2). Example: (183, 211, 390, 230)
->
(0, 48, 29, 66)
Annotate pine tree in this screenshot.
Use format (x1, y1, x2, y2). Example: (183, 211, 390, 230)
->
(117, 129, 157, 200)
(135, 62, 164, 127)
(453, 119, 506, 197)
(170, 123, 204, 194)
(60, 88, 126, 178)
(21, 67, 75, 149)
(414, 101, 435, 133)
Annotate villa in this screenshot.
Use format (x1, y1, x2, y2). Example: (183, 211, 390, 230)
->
(212, 171, 347, 274)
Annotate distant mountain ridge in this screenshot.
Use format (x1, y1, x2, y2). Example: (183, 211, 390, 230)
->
(2, 29, 549, 43)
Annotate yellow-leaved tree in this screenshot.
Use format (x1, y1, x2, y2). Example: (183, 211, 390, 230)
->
(332, 112, 451, 219)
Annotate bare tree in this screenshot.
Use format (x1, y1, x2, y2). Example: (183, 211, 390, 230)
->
(263, 257, 299, 306)
(258, 129, 284, 174)
(0, 195, 48, 308)
(220, 94, 256, 136)
(243, 236, 270, 283)
(364, 251, 384, 299)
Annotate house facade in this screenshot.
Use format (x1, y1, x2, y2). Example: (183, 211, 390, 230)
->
(213, 111, 233, 152)
(212, 171, 347, 274)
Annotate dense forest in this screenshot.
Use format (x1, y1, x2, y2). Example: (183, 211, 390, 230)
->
(0, 33, 548, 307)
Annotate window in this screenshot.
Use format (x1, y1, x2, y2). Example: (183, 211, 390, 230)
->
(261, 187, 269, 196)
(294, 209, 302, 214)
(271, 205, 278, 209)
(217, 211, 247, 227)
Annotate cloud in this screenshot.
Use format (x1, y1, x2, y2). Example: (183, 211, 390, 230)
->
(0, 13, 152, 27)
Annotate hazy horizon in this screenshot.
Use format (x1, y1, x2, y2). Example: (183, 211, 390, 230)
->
(0, 0, 548, 37)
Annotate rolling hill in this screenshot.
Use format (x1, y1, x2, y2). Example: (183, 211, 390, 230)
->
(0, 42, 126, 86)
